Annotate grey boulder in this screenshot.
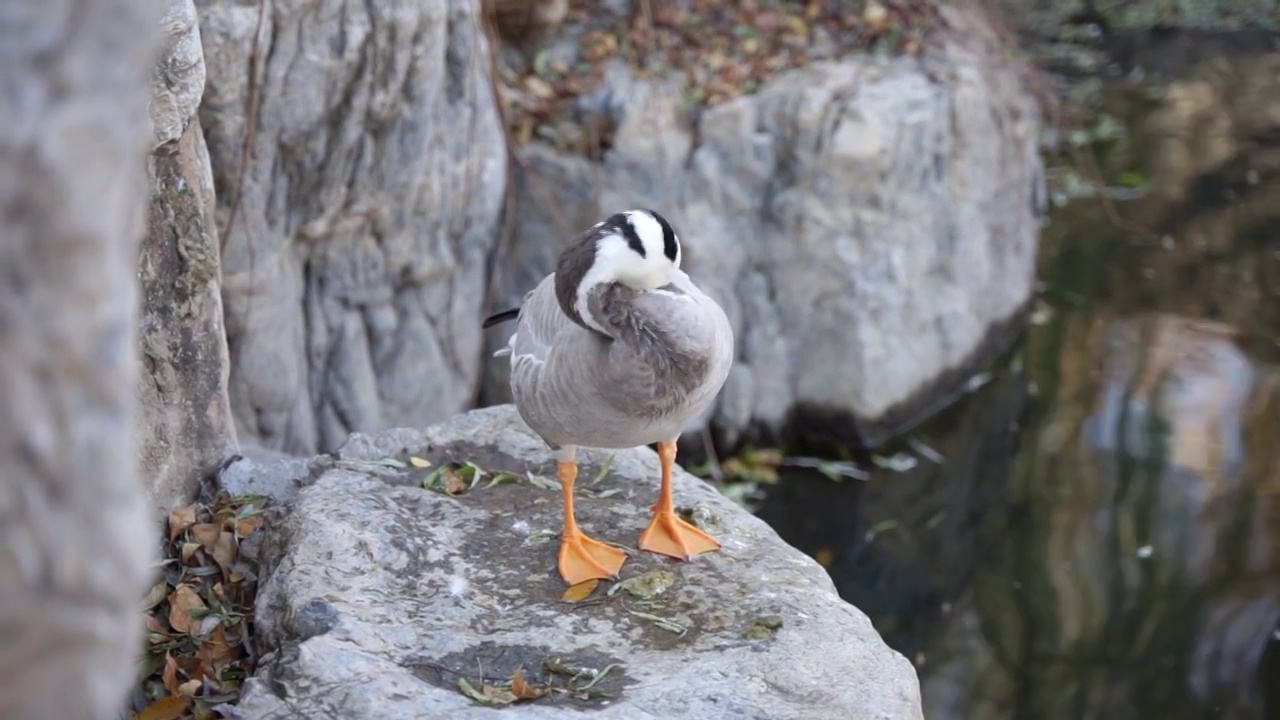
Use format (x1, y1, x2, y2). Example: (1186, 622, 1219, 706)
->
(229, 405, 922, 719)
(483, 5, 1045, 448)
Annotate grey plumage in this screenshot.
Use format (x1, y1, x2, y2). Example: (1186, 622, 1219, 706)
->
(493, 211, 734, 454)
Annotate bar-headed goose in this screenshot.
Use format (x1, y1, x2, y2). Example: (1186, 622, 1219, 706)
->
(483, 209, 734, 585)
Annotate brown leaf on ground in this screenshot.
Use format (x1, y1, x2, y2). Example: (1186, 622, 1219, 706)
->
(167, 504, 197, 542)
(167, 584, 205, 635)
(510, 666, 547, 700)
(235, 514, 264, 538)
(441, 467, 469, 495)
(191, 522, 222, 549)
(198, 623, 235, 667)
(134, 695, 189, 720)
(141, 580, 168, 611)
(177, 678, 203, 697)
(161, 653, 180, 695)
(145, 613, 168, 634)
(211, 530, 238, 574)
(560, 578, 599, 602)
(180, 542, 201, 564)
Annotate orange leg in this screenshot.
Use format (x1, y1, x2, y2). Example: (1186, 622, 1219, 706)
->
(556, 459, 626, 585)
(638, 440, 721, 560)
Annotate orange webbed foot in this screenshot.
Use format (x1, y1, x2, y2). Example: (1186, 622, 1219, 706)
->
(638, 439, 721, 561)
(557, 531, 627, 585)
(638, 510, 720, 560)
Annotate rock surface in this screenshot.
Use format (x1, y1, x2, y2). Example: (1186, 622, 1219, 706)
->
(229, 405, 923, 719)
(482, 5, 1045, 448)
(0, 0, 163, 718)
(196, 0, 508, 455)
(138, 0, 239, 513)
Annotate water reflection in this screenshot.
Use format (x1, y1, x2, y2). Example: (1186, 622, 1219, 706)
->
(755, 43, 1280, 719)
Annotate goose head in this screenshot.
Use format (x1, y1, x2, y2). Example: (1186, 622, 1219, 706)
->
(555, 209, 682, 333)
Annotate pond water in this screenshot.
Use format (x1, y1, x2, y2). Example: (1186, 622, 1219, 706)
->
(753, 38, 1280, 719)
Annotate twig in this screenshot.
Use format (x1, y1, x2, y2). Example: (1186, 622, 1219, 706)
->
(222, 0, 267, 255)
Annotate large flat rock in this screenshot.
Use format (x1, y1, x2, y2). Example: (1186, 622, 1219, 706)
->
(229, 405, 922, 719)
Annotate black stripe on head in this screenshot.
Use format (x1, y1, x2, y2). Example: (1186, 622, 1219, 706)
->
(644, 208, 679, 262)
(606, 212, 646, 258)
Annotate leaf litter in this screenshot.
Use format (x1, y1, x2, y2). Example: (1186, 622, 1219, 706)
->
(452, 660, 619, 707)
(130, 490, 269, 720)
(495, 0, 939, 154)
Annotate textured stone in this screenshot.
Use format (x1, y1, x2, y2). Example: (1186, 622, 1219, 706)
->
(0, 0, 164, 718)
(138, 0, 239, 513)
(196, 0, 508, 455)
(482, 5, 1045, 448)
(228, 405, 923, 719)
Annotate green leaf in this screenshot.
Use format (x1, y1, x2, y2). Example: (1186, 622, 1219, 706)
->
(526, 472, 561, 492)
(590, 455, 615, 485)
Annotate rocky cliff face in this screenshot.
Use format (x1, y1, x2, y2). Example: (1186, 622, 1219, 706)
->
(138, 0, 239, 513)
(482, 5, 1046, 449)
(196, 0, 508, 456)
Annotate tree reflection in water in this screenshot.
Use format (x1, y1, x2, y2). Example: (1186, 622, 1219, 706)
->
(756, 44, 1280, 720)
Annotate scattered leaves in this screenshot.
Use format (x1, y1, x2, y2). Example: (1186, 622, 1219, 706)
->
(408, 455, 431, 468)
(560, 578, 599, 603)
(134, 695, 190, 720)
(167, 504, 197, 542)
(167, 585, 205, 635)
(457, 677, 518, 706)
(130, 490, 268, 719)
(510, 667, 548, 700)
(526, 471, 561, 492)
(497, 0, 939, 154)
(454, 661, 610, 708)
(423, 461, 488, 496)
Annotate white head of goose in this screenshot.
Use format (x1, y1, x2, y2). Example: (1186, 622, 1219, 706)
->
(483, 209, 735, 585)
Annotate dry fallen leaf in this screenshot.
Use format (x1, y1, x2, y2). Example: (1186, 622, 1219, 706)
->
(180, 542, 201, 564)
(161, 652, 180, 695)
(134, 695, 189, 720)
(211, 530, 238, 574)
(167, 585, 205, 635)
(141, 581, 168, 611)
(167, 504, 197, 542)
(510, 666, 547, 700)
(145, 613, 168, 634)
(235, 514, 264, 538)
(408, 455, 431, 468)
(191, 523, 222, 549)
(177, 678, 203, 697)
(457, 677, 517, 706)
(441, 467, 469, 495)
(560, 578, 599, 602)
(198, 623, 235, 666)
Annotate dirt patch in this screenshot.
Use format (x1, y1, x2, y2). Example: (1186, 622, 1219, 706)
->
(408, 641, 630, 709)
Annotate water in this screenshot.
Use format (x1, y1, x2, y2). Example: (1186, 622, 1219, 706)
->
(754, 38, 1280, 720)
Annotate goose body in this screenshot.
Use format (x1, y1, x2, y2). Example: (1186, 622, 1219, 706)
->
(507, 267, 733, 451)
(485, 209, 735, 584)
